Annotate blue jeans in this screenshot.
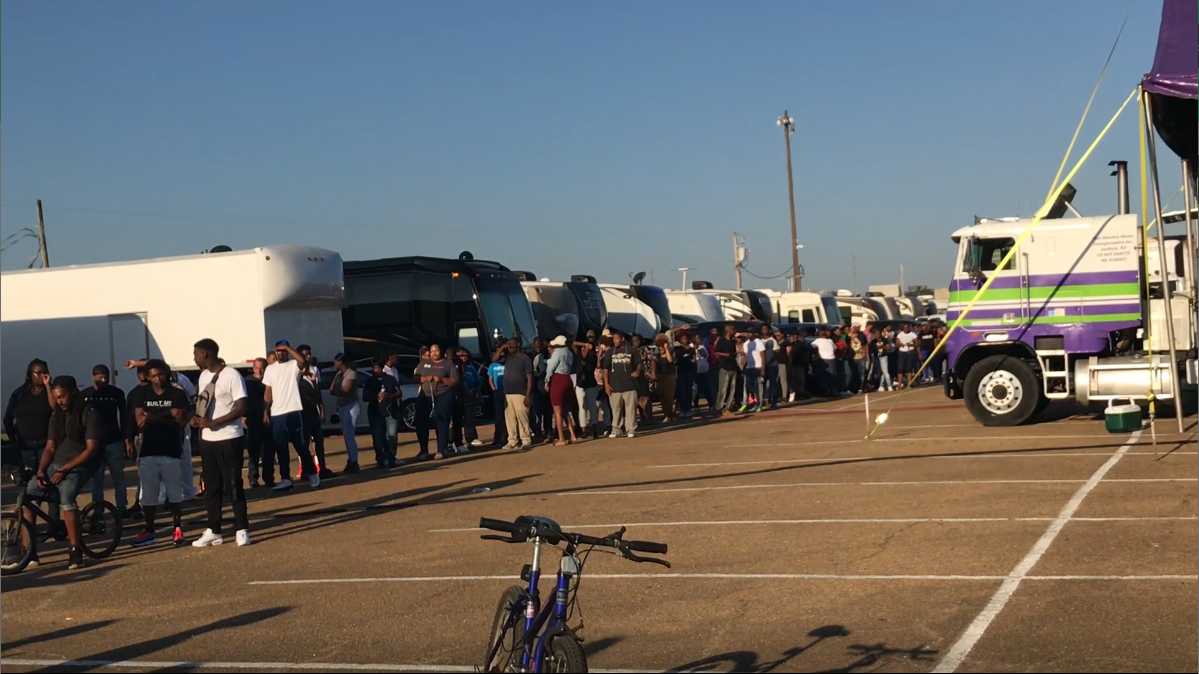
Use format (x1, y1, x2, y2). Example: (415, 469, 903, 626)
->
(431, 391, 455, 456)
(676, 369, 695, 415)
(26, 462, 93, 513)
(89, 441, 128, 511)
(338, 403, 360, 463)
(270, 411, 316, 479)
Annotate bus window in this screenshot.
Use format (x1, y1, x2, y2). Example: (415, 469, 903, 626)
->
(802, 309, 816, 323)
(787, 310, 799, 324)
(457, 325, 481, 357)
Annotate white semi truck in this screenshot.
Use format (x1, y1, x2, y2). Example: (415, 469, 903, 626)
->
(0, 245, 344, 395)
(943, 210, 1196, 425)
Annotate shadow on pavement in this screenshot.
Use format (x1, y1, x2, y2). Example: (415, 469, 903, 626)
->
(1, 619, 119, 651)
(29, 606, 292, 674)
(1, 562, 126, 594)
(667, 624, 851, 672)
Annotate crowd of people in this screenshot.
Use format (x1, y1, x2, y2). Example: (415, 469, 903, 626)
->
(0, 319, 948, 571)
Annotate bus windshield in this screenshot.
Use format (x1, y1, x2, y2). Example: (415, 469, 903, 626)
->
(821, 297, 842, 326)
(631, 286, 671, 333)
(477, 277, 537, 349)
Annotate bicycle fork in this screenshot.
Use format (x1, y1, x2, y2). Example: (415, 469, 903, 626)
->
(520, 538, 574, 673)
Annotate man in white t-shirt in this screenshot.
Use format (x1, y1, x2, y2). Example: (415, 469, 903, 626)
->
(896, 325, 920, 389)
(263, 339, 319, 491)
(740, 334, 765, 413)
(811, 331, 838, 396)
(190, 338, 251, 548)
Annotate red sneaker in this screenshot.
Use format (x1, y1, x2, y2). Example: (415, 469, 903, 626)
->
(131, 529, 156, 547)
(173, 527, 185, 546)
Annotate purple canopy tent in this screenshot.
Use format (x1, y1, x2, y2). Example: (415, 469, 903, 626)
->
(1142, 0, 1196, 162)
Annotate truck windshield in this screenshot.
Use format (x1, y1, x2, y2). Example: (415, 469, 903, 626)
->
(476, 277, 537, 349)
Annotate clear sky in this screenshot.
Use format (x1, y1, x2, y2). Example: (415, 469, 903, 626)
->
(1, 1, 1183, 292)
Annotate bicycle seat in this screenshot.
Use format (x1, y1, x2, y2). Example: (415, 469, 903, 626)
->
(514, 515, 563, 542)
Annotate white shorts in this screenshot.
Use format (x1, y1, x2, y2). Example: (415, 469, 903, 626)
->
(138, 455, 184, 506)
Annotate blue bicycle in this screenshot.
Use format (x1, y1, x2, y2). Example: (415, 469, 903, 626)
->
(479, 515, 669, 673)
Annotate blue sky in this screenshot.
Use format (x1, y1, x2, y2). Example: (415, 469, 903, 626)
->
(1, 1, 1181, 291)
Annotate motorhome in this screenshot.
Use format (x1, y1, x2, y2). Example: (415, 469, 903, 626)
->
(598, 284, 660, 338)
(341, 254, 537, 362)
(0, 245, 343, 395)
(665, 290, 725, 325)
(758, 290, 841, 326)
(687, 283, 774, 323)
(835, 297, 880, 327)
(517, 273, 607, 340)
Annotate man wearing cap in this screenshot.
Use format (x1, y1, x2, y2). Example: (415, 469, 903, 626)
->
(82, 364, 129, 515)
(263, 340, 319, 490)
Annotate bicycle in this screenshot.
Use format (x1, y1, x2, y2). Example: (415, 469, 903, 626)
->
(1, 466, 123, 574)
(479, 515, 670, 673)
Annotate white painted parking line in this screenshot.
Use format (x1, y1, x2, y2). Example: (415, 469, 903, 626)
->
(648, 451, 1197, 468)
(556, 477, 1191, 497)
(932, 429, 1143, 673)
(0, 659, 640, 673)
(730, 434, 1140, 447)
(247, 573, 1197, 587)
(428, 515, 1196, 533)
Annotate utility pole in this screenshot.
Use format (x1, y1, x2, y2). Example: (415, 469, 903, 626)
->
(777, 110, 801, 292)
(732, 232, 745, 289)
(35, 199, 49, 267)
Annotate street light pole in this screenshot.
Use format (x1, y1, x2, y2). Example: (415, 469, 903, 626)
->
(677, 267, 689, 291)
(778, 110, 801, 292)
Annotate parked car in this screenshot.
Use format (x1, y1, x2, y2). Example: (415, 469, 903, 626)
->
(318, 361, 421, 434)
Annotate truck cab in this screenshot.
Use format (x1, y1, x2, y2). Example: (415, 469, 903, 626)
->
(944, 212, 1196, 425)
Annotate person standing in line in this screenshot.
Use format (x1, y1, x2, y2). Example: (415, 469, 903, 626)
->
(415, 344, 459, 460)
(130, 359, 189, 547)
(630, 335, 656, 426)
(82, 365, 129, 517)
(917, 325, 937, 384)
(329, 354, 362, 473)
(500, 339, 534, 450)
(593, 332, 613, 435)
(486, 345, 508, 449)
(741, 331, 765, 413)
(772, 330, 789, 407)
(713, 325, 739, 417)
(298, 365, 334, 478)
(383, 353, 404, 450)
(412, 346, 435, 461)
(654, 334, 677, 423)
(602, 331, 641, 438)
(811, 330, 838, 396)
(362, 357, 400, 468)
(871, 328, 894, 392)
(451, 349, 483, 452)
(849, 327, 868, 395)
(896, 324, 920, 389)
(674, 334, 696, 419)
(573, 339, 601, 438)
(4, 359, 54, 477)
(788, 332, 810, 400)
(242, 358, 272, 487)
(169, 370, 199, 500)
(757, 325, 777, 409)
(190, 339, 251, 548)
(544, 336, 578, 447)
(529, 338, 552, 444)
(263, 340, 319, 491)
(694, 334, 715, 414)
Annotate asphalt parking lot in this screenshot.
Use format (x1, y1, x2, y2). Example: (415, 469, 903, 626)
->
(2, 386, 1195, 672)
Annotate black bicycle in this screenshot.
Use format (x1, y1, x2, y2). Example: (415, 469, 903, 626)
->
(479, 514, 669, 673)
(1, 466, 123, 573)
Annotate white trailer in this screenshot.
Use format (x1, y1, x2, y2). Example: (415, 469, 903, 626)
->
(760, 290, 841, 326)
(1, 245, 343, 395)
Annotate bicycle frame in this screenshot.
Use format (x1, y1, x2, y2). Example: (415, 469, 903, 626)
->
(518, 535, 575, 672)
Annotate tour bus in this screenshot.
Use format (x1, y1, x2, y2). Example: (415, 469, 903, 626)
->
(599, 282, 673, 336)
(341, 253, 537, 362)
(517, 273, 608, 340)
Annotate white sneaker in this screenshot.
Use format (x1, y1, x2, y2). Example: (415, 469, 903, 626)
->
(192, 529, 223, 547)
(272, 479, 293, 491)
(608, 431, 620, 439)
(470, 439, 484, 447)
(235, 530, 251, 547)
(626, 432, 636, 439)
(503, 443, 518, 450)
(308, 473, 320, 489)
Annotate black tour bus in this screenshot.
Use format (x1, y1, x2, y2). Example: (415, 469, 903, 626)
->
(342, 254, 538, 363)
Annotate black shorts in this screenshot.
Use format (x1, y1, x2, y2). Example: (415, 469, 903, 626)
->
(898, 351, 919, 374)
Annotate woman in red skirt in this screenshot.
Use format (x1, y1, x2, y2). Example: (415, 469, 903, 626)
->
(545, 335, 578, 446)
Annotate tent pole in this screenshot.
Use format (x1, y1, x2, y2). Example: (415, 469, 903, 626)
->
(1143, 93, 1185, 433)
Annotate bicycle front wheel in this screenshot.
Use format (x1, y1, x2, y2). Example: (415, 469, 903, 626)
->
(78, 500, 122, 559)
(1, 512, 36, 574)
(545, 634, 588, 673)
(482, 585, 528, 673)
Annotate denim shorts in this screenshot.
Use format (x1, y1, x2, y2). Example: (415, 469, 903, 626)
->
(25, 462, 92, 512)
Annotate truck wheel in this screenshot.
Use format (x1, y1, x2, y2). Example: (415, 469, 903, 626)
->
(964, 355, 1041, 426)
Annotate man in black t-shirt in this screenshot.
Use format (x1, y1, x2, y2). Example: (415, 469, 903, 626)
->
(713, 326, 739, 416)
(82, 365, 129, 515)
(131, 360, 189, 547)
(601, 331, 641, 438)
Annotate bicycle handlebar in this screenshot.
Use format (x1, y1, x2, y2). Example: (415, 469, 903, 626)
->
(478, 516, 669, 566)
